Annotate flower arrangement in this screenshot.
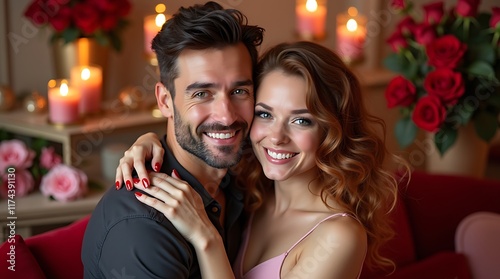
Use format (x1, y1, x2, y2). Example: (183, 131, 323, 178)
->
(24, 0, 132, 51)
(384, 0, 500, 155)
(0, 137, 88, 202)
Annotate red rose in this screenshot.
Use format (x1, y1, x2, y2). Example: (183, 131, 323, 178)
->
(414, 23, 436, 46)
(423, 2, 444, 25)
(426, 35, 467, 69)
(455, 0, 480, 17)
(49, 5, 71, 31)
(72, 2, 100, 35)
(100, 14, 118, 31)
(24, 0, 47, 25)
(387, 31, 408, 52)
(397, 16, 417, 35)
(424, 69, 465, 105)
(385, 76, 416, 108)
(391, 0, 406, 10)
(412, 95, 447, 132)
(491, 7, 500, 29)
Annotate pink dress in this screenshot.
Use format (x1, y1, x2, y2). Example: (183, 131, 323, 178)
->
(233, 213, 364, 279)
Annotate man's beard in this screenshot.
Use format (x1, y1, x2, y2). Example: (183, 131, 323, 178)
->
(173, 107, 247, 169)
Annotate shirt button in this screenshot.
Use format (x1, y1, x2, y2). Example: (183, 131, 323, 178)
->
(212, 206, 219, 213)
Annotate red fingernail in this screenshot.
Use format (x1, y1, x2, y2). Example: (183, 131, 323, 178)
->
(172, 169, 180, 178)
(135, 192, 143, 198)
(154, 163, 161, 172)
(115, 181, 121, 190)
(133, 177, 140, 184)
(142, 178, 149, 188)
(126, 180, 132, 191)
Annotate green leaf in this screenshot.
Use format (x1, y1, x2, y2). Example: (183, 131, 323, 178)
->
(473, 110, 498, 141)
(93, 30, 110, 47)
(395, 117, 418, 148)
(468, 44, 496, 65)
(61, 28, 80, 44)
(435, 126, 458, 155)
(383, 53, 406, 73)
(466, 61, 495, 80)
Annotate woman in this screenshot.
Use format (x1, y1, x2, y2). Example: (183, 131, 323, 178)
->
(116, 41, 408, 278)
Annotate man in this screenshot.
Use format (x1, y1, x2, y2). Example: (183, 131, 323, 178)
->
(81, 2, 264, 278)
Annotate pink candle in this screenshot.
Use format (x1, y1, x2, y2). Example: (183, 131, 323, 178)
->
(295, 0, 327, 40)
(48, 79, 80, 124)
(71, 65, 102, 115)
(336, 7, 367, 63)
(144, 12, 169, 59)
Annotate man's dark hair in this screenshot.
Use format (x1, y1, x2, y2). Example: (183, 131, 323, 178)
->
(151, 1, 264, 96)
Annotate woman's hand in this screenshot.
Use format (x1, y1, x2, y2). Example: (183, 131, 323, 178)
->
(115, 132, 164, 190)
(134, 170, 220, 248)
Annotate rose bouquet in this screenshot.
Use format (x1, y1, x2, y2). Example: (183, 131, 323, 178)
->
(0, 137, 88, 202)
(24, 0, 132, 51)
(384, 0, 500, 155)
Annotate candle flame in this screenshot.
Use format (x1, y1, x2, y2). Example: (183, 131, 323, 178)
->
(155, 13, 166, 27)
(347, 19, 358, 32)
(60, 82, 69, 96)
(81, 68, 91, 81)
(155, 4, 166, 13)
(306, 0, 318, 12)
(347, 7, 358, 17)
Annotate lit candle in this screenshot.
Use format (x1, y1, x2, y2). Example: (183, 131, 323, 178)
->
(336, 7, 367, 63)
(71, 65, 102, 115)
(144, 4, 170, 62)
(48, 79, 80, 124)
(295, 0, 327, 40)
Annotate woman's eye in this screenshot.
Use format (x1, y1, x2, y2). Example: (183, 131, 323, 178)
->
(293, 118, 312, 126)
(255, 111, 271, 119)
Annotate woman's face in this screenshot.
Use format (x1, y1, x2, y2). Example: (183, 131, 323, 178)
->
(250, 70, 321, 182)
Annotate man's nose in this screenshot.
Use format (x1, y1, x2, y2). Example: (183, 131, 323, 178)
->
(212, 95, 237, 126)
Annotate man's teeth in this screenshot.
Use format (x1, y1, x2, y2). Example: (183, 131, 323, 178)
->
(267, 149, 296, 160)
(206, 132, 235, 139)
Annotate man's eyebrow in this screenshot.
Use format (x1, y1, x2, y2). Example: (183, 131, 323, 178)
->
(185, 79, 253, 92)
(255, 103, 309, 114)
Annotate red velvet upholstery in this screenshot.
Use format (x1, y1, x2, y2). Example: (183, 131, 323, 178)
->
(0, 171, 498, 278)
(0, 234, 46, 279)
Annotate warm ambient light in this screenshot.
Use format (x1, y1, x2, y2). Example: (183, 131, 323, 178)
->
(81, 68, 91, 81)
(346, 19, 358, 32)
(155, 3, 166, 13)
(59, 82, 69, 96)
(155, 13, 166, 27)
(305, 0, 318, 12)
(348, 7, 358, 17)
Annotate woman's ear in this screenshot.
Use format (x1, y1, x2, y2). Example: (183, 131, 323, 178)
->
(155, 82, 173, 118)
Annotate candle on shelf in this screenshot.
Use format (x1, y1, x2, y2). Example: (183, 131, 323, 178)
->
(70, 65, 102, 115)
(144, 4, 170, 65)
(295, 0, 327, 41)
(336, 7, 367, 64)
(48, 79, 81, 125)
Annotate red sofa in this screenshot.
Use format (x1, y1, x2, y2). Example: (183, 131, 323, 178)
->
(1, 171, 499, 279)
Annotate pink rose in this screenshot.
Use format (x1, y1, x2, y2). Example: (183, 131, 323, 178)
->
(40, 146, 62, 170)
(491, 7, 500, 29)
(455, 0, 480, 17)
(40, 164, 88, 202)
(1, 170, 35, 199)
(0, 140, 35, 175)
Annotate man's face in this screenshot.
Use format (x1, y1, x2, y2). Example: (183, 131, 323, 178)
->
(171, 43, 254, 168)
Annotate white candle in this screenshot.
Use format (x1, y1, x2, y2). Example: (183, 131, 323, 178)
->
(48, 79, 80, 124)
(71, 65, 102, 115)
(336, 7, 367, 63)
(295, 0, 327, 40)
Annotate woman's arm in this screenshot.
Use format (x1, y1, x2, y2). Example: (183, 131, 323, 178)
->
(135, 171, 235, 279)
(115, 132, 164, 190)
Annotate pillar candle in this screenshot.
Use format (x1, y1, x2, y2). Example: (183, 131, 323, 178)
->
(48, 79, 80, 124)
(296, 0, 327, 40)
(71, 65, 102, 115)
(336, 7, 367, 63)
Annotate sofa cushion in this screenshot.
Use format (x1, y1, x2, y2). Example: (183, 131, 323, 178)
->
(402, 171, 500, 258)
(0, 234, 46, 279)
(25, 215, 90, 279)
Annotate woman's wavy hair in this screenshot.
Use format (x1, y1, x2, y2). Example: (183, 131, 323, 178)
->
(234, 41, 409, 271)
(151, 1, 264, 96)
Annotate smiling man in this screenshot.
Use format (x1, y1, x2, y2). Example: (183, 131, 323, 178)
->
(81, 2, 264, 278)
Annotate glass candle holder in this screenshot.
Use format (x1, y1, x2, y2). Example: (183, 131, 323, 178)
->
(336, 7, 367, 64)
(295, 0, 327, 41)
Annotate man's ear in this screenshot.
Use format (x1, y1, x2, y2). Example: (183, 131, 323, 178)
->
(155, 82, 173, 118)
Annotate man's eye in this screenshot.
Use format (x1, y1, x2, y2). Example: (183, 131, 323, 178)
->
(232, 88, 248, 95)
(193, 91, 208, 98)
